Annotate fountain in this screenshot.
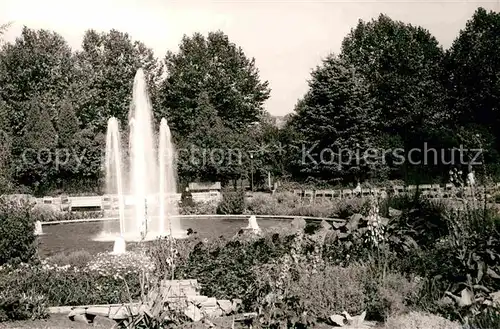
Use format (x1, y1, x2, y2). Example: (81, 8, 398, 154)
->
(244, 215, 262, 234)
(34, 221, 43, 236)
(96, 68, 186, 249)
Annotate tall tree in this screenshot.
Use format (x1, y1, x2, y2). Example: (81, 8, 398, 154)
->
(445, 8, 500, 174)
(290, 55, 381, 183)
(0, 22, 12, 45)
(341, 15, 445, 138)
(0, 26, 76, 137)
(158, 30, 271, 137)
(14, 99, 58, 194)
(74, 29, 163, 132)
(340, 15, 446, 183)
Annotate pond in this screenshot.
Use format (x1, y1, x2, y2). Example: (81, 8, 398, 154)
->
(37, 216, 298, 257)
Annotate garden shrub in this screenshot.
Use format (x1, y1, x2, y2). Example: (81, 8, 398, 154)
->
(245, 192, 366, 218)
(0, 198, 37, 265)
(216, 189, 245, 214)
(379, 192, 449, 248)
(467, 308, 500, 329)
(179, 201, 217, 215)
(0, 289, 48, 321)
(31, 204, 59, 222)
(253, 259, 418, 327)
(174, 234, 292, 310)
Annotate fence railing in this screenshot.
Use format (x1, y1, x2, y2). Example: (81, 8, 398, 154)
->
(292, 183, 500, 200)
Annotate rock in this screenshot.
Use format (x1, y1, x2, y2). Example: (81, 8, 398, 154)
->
(346, 214, 363, 231)
(388, 208, 402, 218)
(231, 298, 242, 312)
(188, 295, 208, 305)
(291, 217, 307, 231)
(329, 314, 346, 326)
(199, 297, 217, 308)
(203, 306, 224, 318)
(331, 221, 345, 229)
(184, 303, 203, 322)
(217, 299, 234, 314)
(319, 220, 332, 230)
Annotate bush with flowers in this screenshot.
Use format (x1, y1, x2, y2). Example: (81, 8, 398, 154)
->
(0, 250, 153, 321)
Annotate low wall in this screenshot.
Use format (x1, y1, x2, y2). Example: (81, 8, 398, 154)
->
(34, 192, 222, 211)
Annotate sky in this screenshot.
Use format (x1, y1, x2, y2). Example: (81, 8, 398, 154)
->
(1, 0, 499, 116)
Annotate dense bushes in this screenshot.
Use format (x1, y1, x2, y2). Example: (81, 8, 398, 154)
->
(0, 198, 37, 265)
(216, 189, 245, 214)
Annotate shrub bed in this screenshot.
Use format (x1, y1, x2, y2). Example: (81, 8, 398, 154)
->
(1, 188, 500, 328)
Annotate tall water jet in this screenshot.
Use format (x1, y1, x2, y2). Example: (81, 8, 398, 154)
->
(105, 117, 125, 237)
(129, 69, 158, 236)
(158, 118, 179, 235)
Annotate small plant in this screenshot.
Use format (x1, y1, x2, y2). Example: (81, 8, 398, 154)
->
(0, 290, 48, 321)
(0, 198, 37, 265)
(466, 308, 500, 329)
(216, 189, 245, 214)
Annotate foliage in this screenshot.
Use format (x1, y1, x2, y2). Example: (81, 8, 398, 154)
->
(0, 289, 48, 322)
(380, 193, 450, 249)
(216, 189, 245, 214)
(445, 8, 500, 143)
(2, 9, 500, 191)
(178, 200, 217, 215)
(75, 29, 163, 132)
(245, 193, 366, 219)
(467, 308, 500, 329)
(290, 55, 380, 183)
(0, 251, 149, 321)
(0, 199, 37, 265)
(159, 31, 270, 134)
(174, 234, 291, 311)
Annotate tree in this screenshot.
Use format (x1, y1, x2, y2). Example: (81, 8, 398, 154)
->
(0, 22, 12, 45)
(0, 27, 76, 137)
(14, 99, 58, 194)
(444, 8, 500, 178)
(340, 15, 446, 183)
(158, 31, 271, 137)
(74, 29, 163, 132)
(341, 15, 445, 136)
(290, 55, 381, 183)
(57, 99, 80, 148)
